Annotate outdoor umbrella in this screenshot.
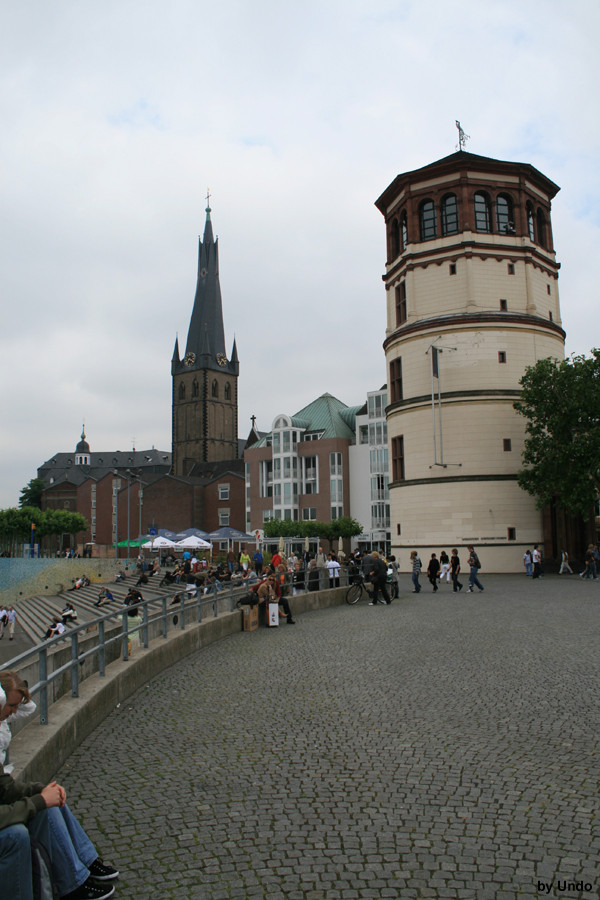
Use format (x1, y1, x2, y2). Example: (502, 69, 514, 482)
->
(175, 535, 212, 550)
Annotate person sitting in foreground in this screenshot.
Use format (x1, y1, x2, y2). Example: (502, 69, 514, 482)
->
(0, 671, 119, 900)
(257, 572, 296, 624)
(44, 616, 66, 640)
(94, 588, 114, 608)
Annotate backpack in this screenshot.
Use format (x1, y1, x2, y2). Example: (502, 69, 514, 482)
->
(30, 836, 60, 900)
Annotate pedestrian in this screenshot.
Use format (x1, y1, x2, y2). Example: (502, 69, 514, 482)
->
(532, 545, 542, 579)
(387, 555, 400, 599)
(450, 548, 463, 593)
(523, 549, 533, 576)
(326, 553, 341, 587)
(252, 548, 263, 576)
(559, 550, 573, 574)
(0, 605, 7, 639)
(7, 606, 17, 641)
(410, 550, 422, 593)
(466, 546, 484, 592)
(427, 553, 440, 591)
(368, 551, 391, 605)
(439, 550, 451, 583)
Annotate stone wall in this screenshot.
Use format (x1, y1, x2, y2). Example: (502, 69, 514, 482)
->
(0, 558, 130, 605)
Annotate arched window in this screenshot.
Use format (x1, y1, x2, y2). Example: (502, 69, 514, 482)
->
(441, 194, 459, 235)
(192, 380, 199, 398)
(178, 383, 185, 400)
(400, 211, 408, 250)
(496, 194, 515, 234)
(390, 218, 400, 259)
(527, 203, 535, 242)
(474, 192, 492, 232)
(224, 382, 231, 401)
(212, 380, 219, 398)
(536, 208, 546, 248)
(419, 200, 437, 240)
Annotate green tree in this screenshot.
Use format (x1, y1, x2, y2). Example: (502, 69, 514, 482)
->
(514, 350, 600, 518)
(18, 477, 45, 509)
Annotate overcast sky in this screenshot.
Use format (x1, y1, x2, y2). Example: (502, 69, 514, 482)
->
(1, 0, 599, 509)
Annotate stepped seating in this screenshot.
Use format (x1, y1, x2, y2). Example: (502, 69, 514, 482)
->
(17, 573, 183, 646)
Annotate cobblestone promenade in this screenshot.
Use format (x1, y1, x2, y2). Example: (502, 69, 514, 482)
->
(56, 574, 600, 899)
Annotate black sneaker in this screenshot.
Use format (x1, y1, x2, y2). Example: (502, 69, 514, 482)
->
(63, 876, 115, 900)
(89, 858, 120, 881)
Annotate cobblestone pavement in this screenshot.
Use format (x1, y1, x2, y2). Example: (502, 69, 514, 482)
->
(56, 574, 600, 899)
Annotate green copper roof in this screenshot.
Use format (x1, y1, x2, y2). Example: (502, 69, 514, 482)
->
(292, 393, 355, 440)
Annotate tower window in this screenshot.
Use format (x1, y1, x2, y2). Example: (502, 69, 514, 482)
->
(400, 212, 408, 250)
(390, 218, 400, 259)
(211, 380, 219, 398)
(390, 357, 403, 404)
(449, 263, 456, 275)
(500, 299, 508, 311)
(527, 203, 535, 241)
(474, 192, 492, 232)
(192, 380, 199, 398)
(498, 351, 507, 364)
(392, 435, 405, 482)
(224, 382, 231, 400)
(549, 311, 553, 322)
(178, 383, 185, 400)
(395, 282, 407, 326)
(507, 527, 516, 541)
(547, 284, 551, 295)
(419, 200, 437, 241)
(536, 208, 547, 249)
(441, 193, 459, 235)
(496, 194, 515, 234)
(503, 439, 512, 451)
(507, 263, 515, 275)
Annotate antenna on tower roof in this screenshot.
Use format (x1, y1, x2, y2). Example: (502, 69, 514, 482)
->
(455, 120, 470, 152)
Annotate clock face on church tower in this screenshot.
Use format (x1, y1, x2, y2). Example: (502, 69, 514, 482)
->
(217, 353, 227, 367)
(183, 351, 196, 367)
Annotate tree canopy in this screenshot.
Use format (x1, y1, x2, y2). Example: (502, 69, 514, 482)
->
(18, 477, 45, 509)
(514, 350, 600, 518)
(0, 506, 88, 552)
(262, 516, 363, 543)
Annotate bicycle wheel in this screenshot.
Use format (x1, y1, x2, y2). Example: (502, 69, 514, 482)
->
(345, 583, 363, 605)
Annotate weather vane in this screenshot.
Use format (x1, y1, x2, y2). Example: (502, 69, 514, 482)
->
(205, 187, 211, 210)
(455, 120, 470, 151)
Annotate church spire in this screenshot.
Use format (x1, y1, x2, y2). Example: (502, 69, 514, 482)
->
(183, 203, 226, 368)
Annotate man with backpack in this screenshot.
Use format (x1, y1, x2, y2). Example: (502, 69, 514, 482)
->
(0, 675, 119, 899)
(466, 546, 484, 592)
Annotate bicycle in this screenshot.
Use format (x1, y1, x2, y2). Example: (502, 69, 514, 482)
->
(345, 573, 375, 605)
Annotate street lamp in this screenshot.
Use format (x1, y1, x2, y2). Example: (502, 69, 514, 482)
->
(113, 470, 120, 561)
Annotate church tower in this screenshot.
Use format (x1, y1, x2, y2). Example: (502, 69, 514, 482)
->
(171, 203, 239, 477)
(375, 150, 565, 571)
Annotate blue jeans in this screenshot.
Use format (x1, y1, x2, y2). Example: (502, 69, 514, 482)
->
(469, 567, 484, 590)
(411, 572, 421, 592)
(0, 805, 97, 899)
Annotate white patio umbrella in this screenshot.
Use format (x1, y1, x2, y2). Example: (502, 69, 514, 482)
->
(175, 535, 212, 550)
(141, 536, 178, 550)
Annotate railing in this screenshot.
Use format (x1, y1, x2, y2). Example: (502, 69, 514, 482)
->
(1, 566, 352, 729)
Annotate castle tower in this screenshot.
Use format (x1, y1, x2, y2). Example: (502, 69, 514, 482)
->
(375, 151, 565, 571)
(171, 204, 239, 476)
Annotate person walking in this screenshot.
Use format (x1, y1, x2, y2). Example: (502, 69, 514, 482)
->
(410, 550, 422, 593)
(427, 553, 440, 591)
(532, 545, 542, 579)
(559, 550, 573, 574)
(439, 550, 451, 583)
(7, 606, 17, 641)
(523, 549, 533, 576)
(466, 546, 484, 592)
(368, 551, 391, 605)
(450, 548, 463, 593)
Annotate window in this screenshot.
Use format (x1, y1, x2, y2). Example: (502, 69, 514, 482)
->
(507, 527, 516, 541)
(178, 383, 185, 400)
(507, 263, 515, 275)
(395, 282, 407, 326)
(218, 484, 230, 500)
(474, 192, 491, 232)
(547, 284, 551, 295)
(219, 510, 230, 526)
(498, 351, 507, 364)
(302, 507, 317, 521)
(390, 357, 403, 404)
(330, 452, 343, 475)
(371, 474, 388, 501)
(500, 298, 508, 311)
(549, 311, 553, 322)
(211, 380, 218, 398)
(503, 439, 512, 452)
(496, 194, 514, 234)
(401, 212, 408, 250)
(441, 193, 459, 235)
(359, 425, 369, 444)
(536, 209, 546, 249)
(192, 380, 199, 398)
(527, 203, 535, 241)
(390, 218, 400, 259)
(224, 382, 231, 400)
(392, 436, 405, 482)
(397, 523, 401, 536)
(449, 263, 456, 275)
(419, 200, 437, 240)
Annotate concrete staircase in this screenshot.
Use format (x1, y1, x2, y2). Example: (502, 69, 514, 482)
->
(17, 574, 183, 646)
